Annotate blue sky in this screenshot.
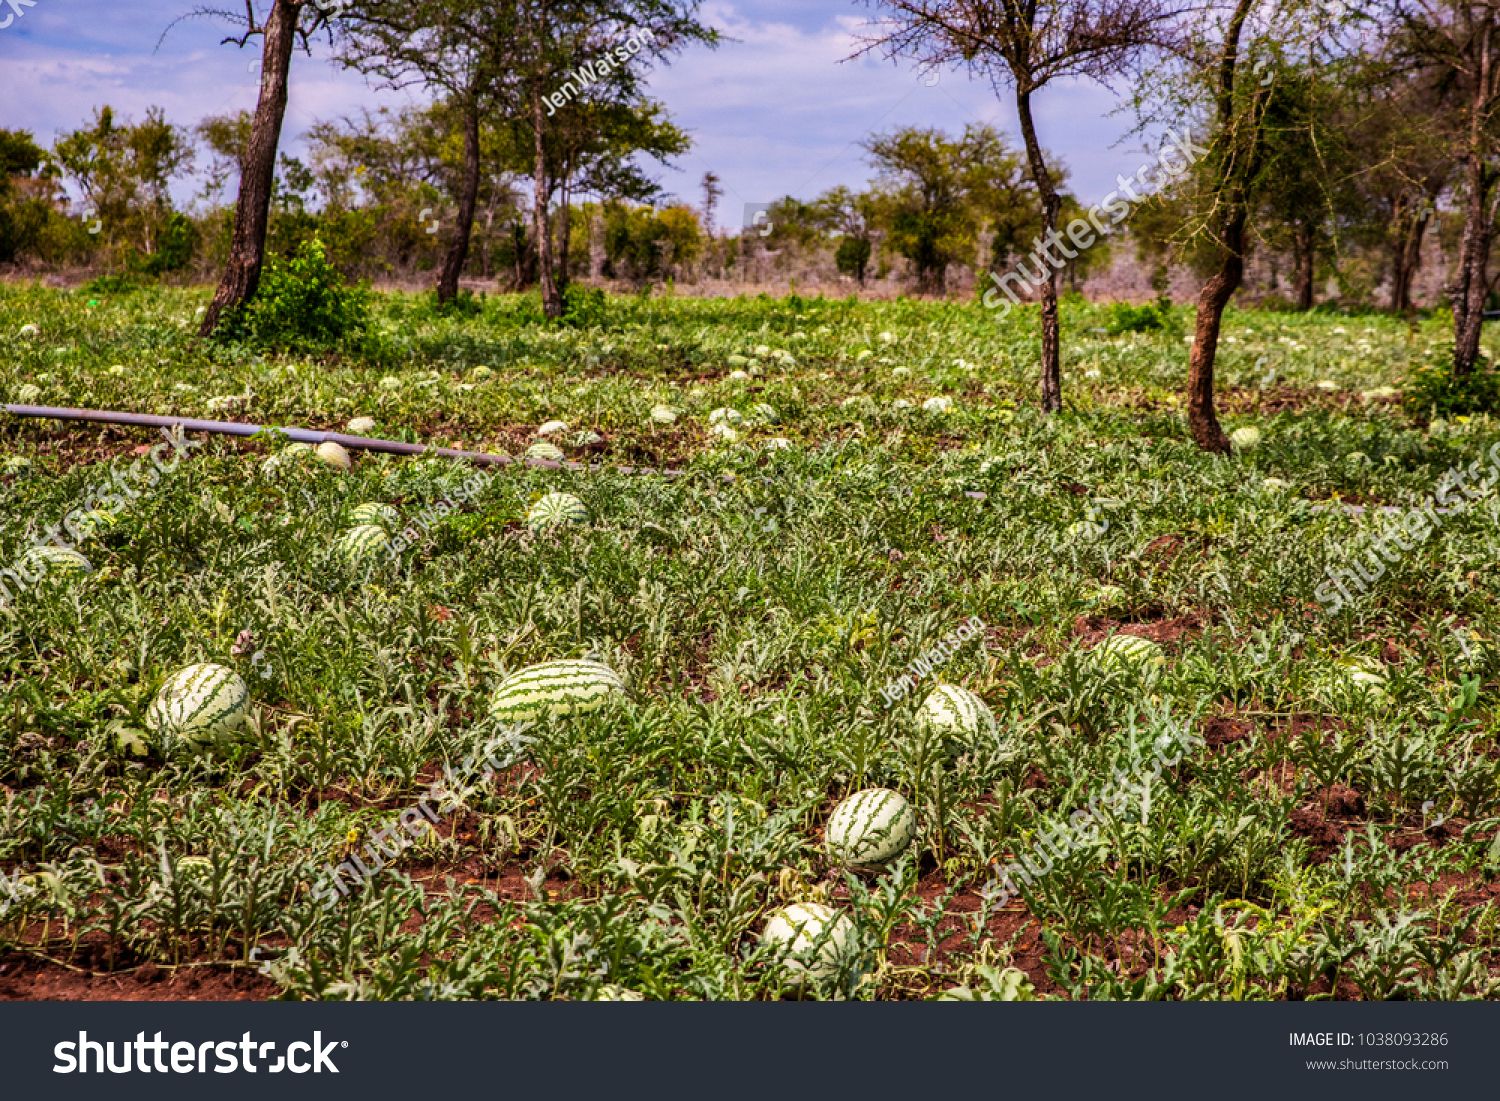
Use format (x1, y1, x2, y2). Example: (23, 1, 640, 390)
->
(0, 0, 1152, 217)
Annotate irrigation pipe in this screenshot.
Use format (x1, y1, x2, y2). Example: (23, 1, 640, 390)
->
(3, 404, 991, 500)
(2, 403, 686, 479)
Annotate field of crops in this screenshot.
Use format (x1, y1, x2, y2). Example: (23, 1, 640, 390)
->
(1, 283, 1498, 1001)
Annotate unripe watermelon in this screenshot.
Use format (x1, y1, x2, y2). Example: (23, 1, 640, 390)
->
(825, 788, 916, 868)
(314, 441, 351, 471)
(22, 545, 91, 578)
(1229, 426, 1262, 450)
(526, 441, 566, 463)
(1091, 634, 1165, 670)
(490, 658, 625, 721)
(761, 902, 856, 986)
(349, 502, 400, 530)
(145, 663, 250, 751)
(916, 684, 996, 742)
(1335, 655, 1389, 705)
(340, 523, 390, 563)
(526, 491, 589, 530)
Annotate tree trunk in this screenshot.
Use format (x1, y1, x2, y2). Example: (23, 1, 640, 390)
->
(1454, 27, 1496, 376)
(1390, 199, 1429, 314)
(1453, 150, 1493, 375)
(436, 99, 481, 306)
(1015, 88, 1063, 413)
(530, 86, 562, 319)
(198, 0, 300, 338)
(557, 175, 573, 294)
(1292, 220, 1315, 310)
(1187, 211, 1247, 455)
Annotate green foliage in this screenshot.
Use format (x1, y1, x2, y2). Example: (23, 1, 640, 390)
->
(0, 287, 1493, 1002)
(561, 283, 607, 326)
(835, 235, 873, 284)
(1105, 297, 1175, 335)
(1402, 352, 1500, 417)
(216, 237, 370, 353)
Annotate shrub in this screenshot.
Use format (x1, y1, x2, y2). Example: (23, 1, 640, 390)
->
(1402, 352, 1500, 417)
(1105, 297, 1174, 335)
(216, 237, 369, 353)
(561, 283, 607, 327)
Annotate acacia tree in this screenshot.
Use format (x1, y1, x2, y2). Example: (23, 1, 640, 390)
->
(509, 0, 714, 318)
(1382, 0, 1500, 374)
(338, 0, 517, 304)
(859, 0, 1172, 411)
(173, 0, 337, 337)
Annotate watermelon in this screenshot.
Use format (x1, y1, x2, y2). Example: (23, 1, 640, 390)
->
(526, 491, 589, 530)
(591, 985, 646, 1002)
(340, 523, 390, 563)
(761, 902, 856, 986)
(1091, 634, 1165, 670)
(649, 404, 679, 425)
(916, 684, 996, 742)
(748, 403, 779, 424)
(470, 365, 494, 380)
(922, 396, 954, 414)
(728, 369, 751, 381)
(708, 407, 743, 427)
(825, 788, 916, 868)
(1335, 655, 1389, 705)
(526, 441, 567, 463)
(349, 502, 400, 530)
(570, 429, 604, 449)
(536, 419, 569, 437)
(22, 545, 91, 579)
(490, 658, 625, 721)
(18, 323, 38, 339)
(346, 416, 377, 435)
(315, 441, 351, 471)
(1229, 426, 1262, 450)
(15, 383, 41, 403)
(709, 422, 741, 443)
(144, 663, 250, 751)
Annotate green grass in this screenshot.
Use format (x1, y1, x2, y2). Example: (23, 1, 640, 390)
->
(1, 283, 1498, 1000)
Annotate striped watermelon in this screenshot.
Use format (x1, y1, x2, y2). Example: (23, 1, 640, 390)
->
(916, 684, 996, 742)
(1091, 634, 1165, 670)
(145, 663, 250, 751)
(748, 403, 778, 424)
(315, 441, 351, 471)
(526, 441, 566, 463)
(526, 491, 589, 531)
(1229, 426, 1262, 451)
(761, 902, 856, 986)
(23, 545, 91, 579)
(825, 788, 916, 868)
(340, 523, 390, 563)
(490, 659, 625, 721)
(349, 502, 400, 530)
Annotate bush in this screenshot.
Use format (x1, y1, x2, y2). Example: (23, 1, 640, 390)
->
(1105, 297, 1174, 335)
(1402, 353, 1500, 417)
(561, 283, 607, 327)
(216, 237, 369, 353)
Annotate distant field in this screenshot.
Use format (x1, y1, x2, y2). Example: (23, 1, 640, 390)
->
(1, 284, 1497, 1000)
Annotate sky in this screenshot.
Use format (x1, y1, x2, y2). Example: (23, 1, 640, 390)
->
(0, 0, 1157, 220)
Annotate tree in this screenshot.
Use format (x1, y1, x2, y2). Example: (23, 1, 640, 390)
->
(1380, 0, 1500, 373)
(860, 0, 1173, 411)
(507, 0, 715, 318)
(700, 170, 722, 235)
(338, 0, 516, 304)
(176, 0, 337, 337)
(0, 130, 56, 264)
(53, 105, 191, 260)
(864, 124, 1023, 292)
